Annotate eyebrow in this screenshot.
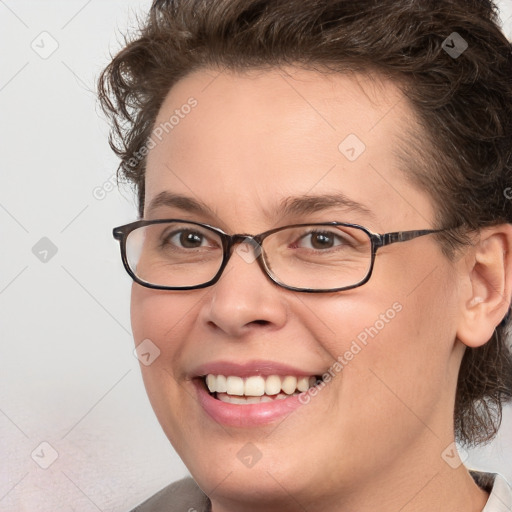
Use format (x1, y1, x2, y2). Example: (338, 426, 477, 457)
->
(146, 191, 376, 223)
(277, 193, 376, 221)
(147, 191, 219, 218)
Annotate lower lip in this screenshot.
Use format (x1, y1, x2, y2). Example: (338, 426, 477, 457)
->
(193, 379, 307, 427)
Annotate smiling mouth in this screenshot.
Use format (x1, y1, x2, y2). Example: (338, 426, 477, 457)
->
(203, 374, 322, 404)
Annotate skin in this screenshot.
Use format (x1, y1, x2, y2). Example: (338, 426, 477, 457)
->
(130, 66, 512, 512)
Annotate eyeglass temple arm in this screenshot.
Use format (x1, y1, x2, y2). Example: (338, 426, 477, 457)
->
(376, 229, 443, 248)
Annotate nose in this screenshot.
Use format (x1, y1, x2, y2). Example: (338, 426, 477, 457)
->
(197, 240, 288, 337)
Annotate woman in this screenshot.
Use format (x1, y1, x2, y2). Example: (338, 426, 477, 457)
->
(99, 0, 512, 510)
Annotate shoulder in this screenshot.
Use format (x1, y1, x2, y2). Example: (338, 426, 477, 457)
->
(470, 470, 512, 512)
(130, 477, 210, 512)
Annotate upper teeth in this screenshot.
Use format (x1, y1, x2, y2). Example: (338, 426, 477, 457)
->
(205, 374, 317, 396)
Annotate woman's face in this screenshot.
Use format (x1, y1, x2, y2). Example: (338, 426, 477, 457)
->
(131, 67, 465, 509)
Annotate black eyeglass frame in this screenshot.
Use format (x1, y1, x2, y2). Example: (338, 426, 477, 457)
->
(113, 219, 448, 293)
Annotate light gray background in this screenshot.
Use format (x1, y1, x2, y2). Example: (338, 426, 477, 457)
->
(1, 1, 511, 511)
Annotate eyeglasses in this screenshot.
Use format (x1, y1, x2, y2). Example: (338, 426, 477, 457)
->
(113, 219, 447, 293)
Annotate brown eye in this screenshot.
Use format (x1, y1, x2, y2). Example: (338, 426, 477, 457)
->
(297, 230, 347, 250)
(309, 232, 335, 249)
(164, 230, 208, 249)
(179, 231, 204, 248)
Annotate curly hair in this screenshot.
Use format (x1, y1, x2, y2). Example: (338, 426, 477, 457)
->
(98, 0, 512, 446)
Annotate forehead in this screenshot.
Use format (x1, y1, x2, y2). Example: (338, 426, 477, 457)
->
(145, 66, 434, 232)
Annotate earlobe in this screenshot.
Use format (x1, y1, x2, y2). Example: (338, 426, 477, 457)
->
(456, 225, 512, 348)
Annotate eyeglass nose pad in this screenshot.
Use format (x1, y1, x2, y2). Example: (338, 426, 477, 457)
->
(234, 237, 262, 264)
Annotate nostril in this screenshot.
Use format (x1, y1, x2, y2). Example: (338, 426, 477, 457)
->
(252, 320, 270, 326)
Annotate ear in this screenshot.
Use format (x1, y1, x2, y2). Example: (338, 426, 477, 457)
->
(456, 224, 512, 348)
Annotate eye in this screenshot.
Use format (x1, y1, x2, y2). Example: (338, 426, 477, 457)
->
(296, 230, 349, 250)
(164, 229, 211, 249)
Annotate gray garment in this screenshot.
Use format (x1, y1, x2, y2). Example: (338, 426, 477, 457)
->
(130, 471, 512, 512)
(131, 477, 210, 512)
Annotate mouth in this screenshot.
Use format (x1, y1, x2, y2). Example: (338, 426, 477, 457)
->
(191, 361, 328, 426)
(202, 373, 322, 404)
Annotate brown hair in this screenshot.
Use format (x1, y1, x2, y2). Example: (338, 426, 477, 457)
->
(98, 0, 512, 446)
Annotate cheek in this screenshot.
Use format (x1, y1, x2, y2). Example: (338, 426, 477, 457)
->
(130, 285, 199, 405)
(304, 256, 458, 426)
(130, 284, 204, 356)
(129, 285, 208, 450)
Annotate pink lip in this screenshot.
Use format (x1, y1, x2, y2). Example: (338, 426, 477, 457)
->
(191, 359, 320, 378)
(193, 379, 307, 427)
